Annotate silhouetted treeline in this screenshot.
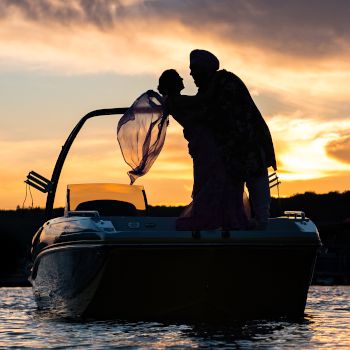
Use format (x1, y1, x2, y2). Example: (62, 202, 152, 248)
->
(270, 191, 350, 222)
(149, 191, 350, 223)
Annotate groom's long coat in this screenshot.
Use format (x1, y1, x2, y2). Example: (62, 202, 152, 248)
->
(201, 69, 277, 181)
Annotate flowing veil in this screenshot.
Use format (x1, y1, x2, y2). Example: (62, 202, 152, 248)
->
(117, 90, 169, 184)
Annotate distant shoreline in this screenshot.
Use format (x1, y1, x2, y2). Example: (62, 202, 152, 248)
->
(2, 189, 350, 222)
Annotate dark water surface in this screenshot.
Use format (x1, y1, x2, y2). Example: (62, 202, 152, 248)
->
(0, 286, 349, 349)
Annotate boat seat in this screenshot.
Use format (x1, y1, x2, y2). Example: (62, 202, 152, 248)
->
(75, 199, 137, 216)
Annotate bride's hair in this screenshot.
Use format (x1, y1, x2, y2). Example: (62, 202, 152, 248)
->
(158, 69, 184, 96)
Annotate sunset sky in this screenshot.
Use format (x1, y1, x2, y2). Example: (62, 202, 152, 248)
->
(1, 0, 350, 209)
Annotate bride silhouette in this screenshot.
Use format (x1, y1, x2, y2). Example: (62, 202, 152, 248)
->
(158, 69, 249, 230)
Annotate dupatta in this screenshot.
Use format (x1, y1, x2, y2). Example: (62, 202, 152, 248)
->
(117, 90, 169, 184)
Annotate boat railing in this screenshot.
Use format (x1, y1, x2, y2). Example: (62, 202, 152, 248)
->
(25, 107, 128, 220)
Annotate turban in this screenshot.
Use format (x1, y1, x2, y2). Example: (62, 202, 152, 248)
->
(190, 49, 220, 72)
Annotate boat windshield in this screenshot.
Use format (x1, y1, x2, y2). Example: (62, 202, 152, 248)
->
(66, 183, 147, 215)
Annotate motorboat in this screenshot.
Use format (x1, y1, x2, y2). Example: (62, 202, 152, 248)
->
(30, 183, 321, 320)
(27, 106, 321, 320)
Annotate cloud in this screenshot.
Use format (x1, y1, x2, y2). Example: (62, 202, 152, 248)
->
(1, 0, 350, 121)
(268, 113, 350, 180)
(0, 0, 130, 26)
(2, 0, 350, 71)
(325, 135, 350, 164)
(141, 0, 350, 60)
(4, 0, 350, 62)
(0, 1, 164, 74)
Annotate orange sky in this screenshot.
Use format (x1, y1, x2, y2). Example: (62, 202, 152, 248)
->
(1, 0, 350, 209)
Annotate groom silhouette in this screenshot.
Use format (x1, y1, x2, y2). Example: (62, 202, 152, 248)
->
(189, 49, 277, 229)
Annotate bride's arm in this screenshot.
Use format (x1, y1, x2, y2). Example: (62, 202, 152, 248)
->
(170, 94, 204, 108)
(166, 95, 206, 125)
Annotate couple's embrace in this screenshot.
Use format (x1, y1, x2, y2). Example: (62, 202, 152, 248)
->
(118, 49, 276, 231)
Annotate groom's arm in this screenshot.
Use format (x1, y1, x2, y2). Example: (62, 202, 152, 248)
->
(166, 95, 207, 125)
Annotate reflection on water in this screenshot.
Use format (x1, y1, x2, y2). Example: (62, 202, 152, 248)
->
(0, 286, 349, 349)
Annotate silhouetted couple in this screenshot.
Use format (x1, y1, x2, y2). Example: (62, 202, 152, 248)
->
(158, 49, 276, 230)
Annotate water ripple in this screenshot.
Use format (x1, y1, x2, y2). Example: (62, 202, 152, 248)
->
(0, 286, 349, 349)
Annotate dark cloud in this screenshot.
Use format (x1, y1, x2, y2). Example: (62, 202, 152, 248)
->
(1, 0, 126, 27)
(2, 0, 350, 59)
(140, 0, 350, 59)
(326, 135, 350, 164)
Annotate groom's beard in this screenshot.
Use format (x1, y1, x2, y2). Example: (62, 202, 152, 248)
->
(196, 79, 211, 94)
(191, 72, 214, 92)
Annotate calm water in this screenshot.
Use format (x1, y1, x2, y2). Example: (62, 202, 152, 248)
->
(0, 286, 349, 349)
